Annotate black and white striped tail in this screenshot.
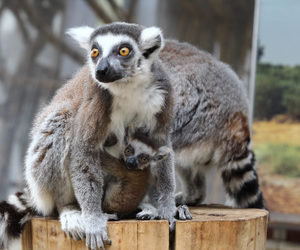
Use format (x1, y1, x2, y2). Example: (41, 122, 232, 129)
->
(221, 151, 266, 209)
(0, 189, 35, 250)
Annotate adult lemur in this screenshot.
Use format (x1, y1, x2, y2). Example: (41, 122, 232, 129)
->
(0, 22, 264, 250)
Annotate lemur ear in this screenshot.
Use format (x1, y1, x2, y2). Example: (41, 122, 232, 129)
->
(153, 146, 171, 162)
(67, 26, 94, 50)
(140, 27, 164, 59)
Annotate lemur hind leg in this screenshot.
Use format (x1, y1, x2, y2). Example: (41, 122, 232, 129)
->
(26, 109, 87, 241)
(175, 165, 206, 206)
(221, 150, 265, 209)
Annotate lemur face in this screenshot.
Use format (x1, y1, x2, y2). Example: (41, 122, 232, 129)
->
(123, 134, 170, 170)
(89, 31, 140, 83)
(67, 23, 164, 86)
(123, 139, 154, 170)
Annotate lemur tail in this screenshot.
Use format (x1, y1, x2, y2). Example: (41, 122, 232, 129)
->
(0, 189, 37, 250)
(221, 151, 266, 209)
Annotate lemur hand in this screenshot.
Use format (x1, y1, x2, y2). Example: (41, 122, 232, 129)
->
(82, 213, 111, 250)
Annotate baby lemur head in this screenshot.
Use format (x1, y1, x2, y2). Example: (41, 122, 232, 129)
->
(67, 22, 163, 88)
(123, 131, 170, 170)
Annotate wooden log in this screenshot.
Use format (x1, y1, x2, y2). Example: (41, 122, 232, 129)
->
(175, 205, 268, 250)
(21, 206, 268, 250)
(21, 220, 32, 250)
(22, 217, 169, 250)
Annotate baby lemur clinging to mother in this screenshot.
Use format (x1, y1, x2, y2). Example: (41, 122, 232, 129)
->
(101, 129, 171, 215)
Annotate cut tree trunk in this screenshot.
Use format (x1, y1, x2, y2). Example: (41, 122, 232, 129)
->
(21, 205, 268, 250)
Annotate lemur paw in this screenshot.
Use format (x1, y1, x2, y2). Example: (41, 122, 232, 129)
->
(175, 205, 192, 220)
(83, 213, 111, 250)
(60, 209, 85, 241)
(136, 208, 160, 220)
(157, 207, 177, 231)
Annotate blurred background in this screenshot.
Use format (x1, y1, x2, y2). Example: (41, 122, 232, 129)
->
(0, 0, 299, 249)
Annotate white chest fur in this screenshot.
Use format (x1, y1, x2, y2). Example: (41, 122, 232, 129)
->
(104, 82, 165, 158)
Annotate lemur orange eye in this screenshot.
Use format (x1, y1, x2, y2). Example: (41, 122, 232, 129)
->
(125, 148, 131, 156)
(141, 157, 148, 163)
(91, 48, 99, 58)
(119, 47, 130, 56)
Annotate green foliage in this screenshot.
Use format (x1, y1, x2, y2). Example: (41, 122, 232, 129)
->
(282, 83, 300, 116)
(254, 63, 300, 120)
(255, 144, 300, 178)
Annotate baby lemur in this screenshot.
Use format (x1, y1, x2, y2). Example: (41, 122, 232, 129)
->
(101, 130, 171, 214)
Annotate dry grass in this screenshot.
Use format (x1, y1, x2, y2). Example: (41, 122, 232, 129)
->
(252, 120, 300, 147)
(253, 120, 300, 214)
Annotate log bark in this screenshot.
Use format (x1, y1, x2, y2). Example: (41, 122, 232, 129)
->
(21, 205, 268, 250)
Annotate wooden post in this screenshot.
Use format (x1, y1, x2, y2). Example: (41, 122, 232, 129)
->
(22, 205, 268, 250)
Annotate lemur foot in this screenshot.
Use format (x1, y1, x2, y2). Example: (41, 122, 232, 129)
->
(60, 209, 85, 241)
(83, 213, 111, 250)
(175, 205, 192, 220)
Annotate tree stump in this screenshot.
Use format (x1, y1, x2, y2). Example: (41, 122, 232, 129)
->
(21, 205, 268, 250)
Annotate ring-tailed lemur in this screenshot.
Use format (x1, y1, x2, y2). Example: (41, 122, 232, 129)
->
(0, 22, 264, 250)
(1, 23, 178, 250)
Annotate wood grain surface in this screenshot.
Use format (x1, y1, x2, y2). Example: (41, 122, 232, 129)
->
(22, 205, 268, 250)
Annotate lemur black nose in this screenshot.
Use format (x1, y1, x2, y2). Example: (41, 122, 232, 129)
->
(125, 158, 138, 169)
(96, 58, 109, 77)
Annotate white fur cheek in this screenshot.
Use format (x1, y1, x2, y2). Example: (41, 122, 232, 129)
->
(87, 58, 99, 85)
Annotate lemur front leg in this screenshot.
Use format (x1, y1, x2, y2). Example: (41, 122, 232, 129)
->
(69, 145, 111, 250)
(137, 148, 177, 229)
(155, 151, 177, 227)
